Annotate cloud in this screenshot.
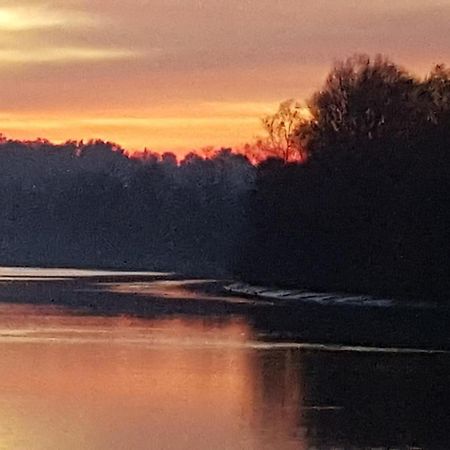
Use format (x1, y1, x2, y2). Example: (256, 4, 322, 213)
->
(0, 5, 96, 30)
(0, 3, 151, 67)
(0, 47, 142, 64)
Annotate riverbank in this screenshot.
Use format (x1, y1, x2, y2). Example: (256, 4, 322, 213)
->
(0, 267, 449, 351)
(220, 281, 450, 351)
(224, 282, 443, 309)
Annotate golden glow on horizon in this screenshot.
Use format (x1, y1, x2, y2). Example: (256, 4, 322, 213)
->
(0, 102, 281, 153)
(0, 118, 261, 154)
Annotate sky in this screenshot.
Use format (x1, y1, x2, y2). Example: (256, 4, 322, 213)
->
(1, 0, 450, 155)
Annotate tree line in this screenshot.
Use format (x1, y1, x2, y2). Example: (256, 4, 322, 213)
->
(0, 139, 253, 274)
(0, 54, 449, 300)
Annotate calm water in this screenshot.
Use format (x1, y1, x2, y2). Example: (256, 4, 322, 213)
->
(0, 268, 449, 450)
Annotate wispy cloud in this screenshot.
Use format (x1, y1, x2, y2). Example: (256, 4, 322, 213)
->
(0, 3, 147, 66)
(0, 47, 142, 64)
(0, 5, 96, 30)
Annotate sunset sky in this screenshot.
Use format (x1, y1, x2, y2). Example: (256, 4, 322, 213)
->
(1, 0, 450, 155)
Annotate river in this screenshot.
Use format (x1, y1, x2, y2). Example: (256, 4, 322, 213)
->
(0, 268, 449, 449)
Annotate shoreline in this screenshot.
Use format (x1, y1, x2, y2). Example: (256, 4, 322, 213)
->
(223, 282, 447, 310)
(0, 267, 448, 351)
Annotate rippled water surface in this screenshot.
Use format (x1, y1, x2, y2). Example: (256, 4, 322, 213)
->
(0, 268, 449, 449)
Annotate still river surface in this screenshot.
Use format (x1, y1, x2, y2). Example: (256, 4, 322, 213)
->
(0, 268, 449, 449)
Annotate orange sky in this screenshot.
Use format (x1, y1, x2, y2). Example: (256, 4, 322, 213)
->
(1, 1, 450, 156)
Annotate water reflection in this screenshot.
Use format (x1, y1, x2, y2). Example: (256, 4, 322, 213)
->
(0, 304, 449, 449)
(0, 307, 285, 450)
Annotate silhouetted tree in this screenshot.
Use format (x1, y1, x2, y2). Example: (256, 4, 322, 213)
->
(298, 55, 421, 159)
(261, 99, 307, 162)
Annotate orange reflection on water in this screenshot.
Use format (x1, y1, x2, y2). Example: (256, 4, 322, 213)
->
(0, 305, 304, 450)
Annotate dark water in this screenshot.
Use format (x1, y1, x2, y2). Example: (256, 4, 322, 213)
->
(0, 268, 449, 449)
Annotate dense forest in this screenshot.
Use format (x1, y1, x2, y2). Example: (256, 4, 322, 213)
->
(1, 55, 449, 301)
(0, 141, 253, 275)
